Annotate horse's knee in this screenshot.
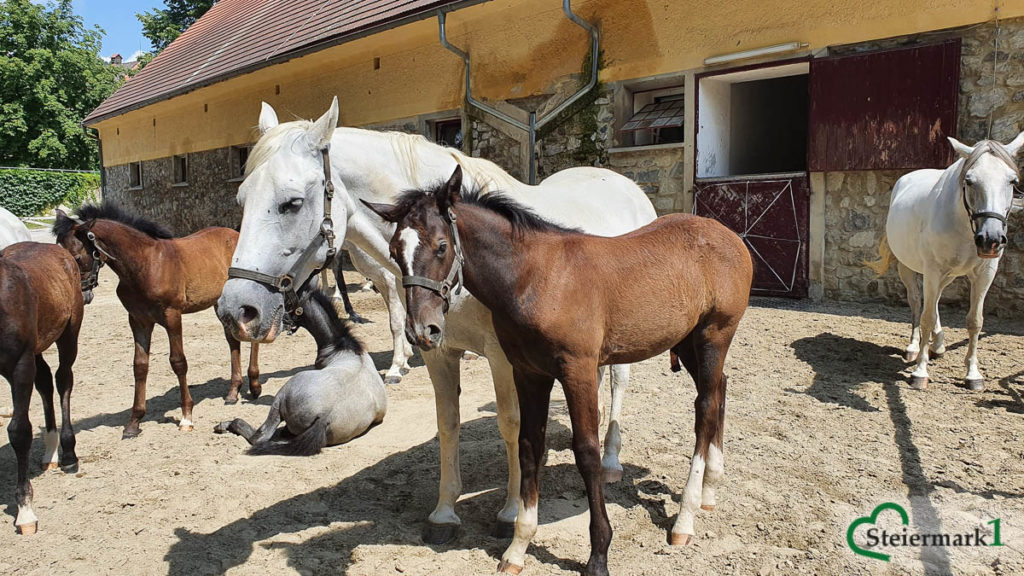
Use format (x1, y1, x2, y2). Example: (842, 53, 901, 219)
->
(170, 357, 188, 377)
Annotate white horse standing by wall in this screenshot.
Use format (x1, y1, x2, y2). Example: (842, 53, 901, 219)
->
(867, 133, 1024, 390)
(216, 97, 657, 542)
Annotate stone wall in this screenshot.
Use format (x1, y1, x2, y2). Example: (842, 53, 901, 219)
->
(469, 117, 525, 181)
(607, 146, 686, 215)
(103, 147, 242, 236)
(822, 17, 1024, 315)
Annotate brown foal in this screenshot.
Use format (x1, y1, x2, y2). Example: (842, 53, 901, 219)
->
(0, 242, 83, 534)
(54, 203, 260, 438)
(366, 167, 752, 576)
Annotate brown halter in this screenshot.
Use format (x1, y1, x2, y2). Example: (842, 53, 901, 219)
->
(227, 147, 338, 316)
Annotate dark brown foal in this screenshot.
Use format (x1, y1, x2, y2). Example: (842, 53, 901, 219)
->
(366, 167, 752, 576)
(54, 203, 260, 438)
(0, 242, 83, 534)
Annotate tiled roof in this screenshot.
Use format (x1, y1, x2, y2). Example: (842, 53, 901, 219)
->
(85, 0, 476, 124)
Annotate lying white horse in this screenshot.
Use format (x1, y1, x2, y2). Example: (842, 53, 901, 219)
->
(217, 97, 657, 541)
(867, 133, 1024, 390)
(0, 206, 30, 249)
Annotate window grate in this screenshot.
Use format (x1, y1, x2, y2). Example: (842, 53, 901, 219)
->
(621, 101, 685, 132)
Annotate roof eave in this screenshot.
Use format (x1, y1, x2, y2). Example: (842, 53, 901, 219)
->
(83, 0, 491, 127)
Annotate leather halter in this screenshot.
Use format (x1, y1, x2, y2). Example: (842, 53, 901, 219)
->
(72, 221, 116, 292)
(960, 141, 1021, 235)
(401, 207, 464, 312)
(227, 147, 338, 316)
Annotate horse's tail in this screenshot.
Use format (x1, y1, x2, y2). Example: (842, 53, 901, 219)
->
(248, 417, 328, 457)
(863, 234, 894, 277)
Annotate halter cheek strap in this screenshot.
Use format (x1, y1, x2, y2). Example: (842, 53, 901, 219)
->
(400, 208, 464, 312)
(227, 146, 338, 316)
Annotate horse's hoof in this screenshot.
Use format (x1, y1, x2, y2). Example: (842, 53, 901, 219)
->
(60, 459, 79, 474)
(496, 560, 524, 575)
(904, 350, 919, 363)
(350, 314, 372, 324)
(224, 396, 239, 405)
(493, 520, 516, 539)
(213, 422, 231, 434)
(42, 462, 59, 472)
(249, 386, 262, 400)
(966, 378, 984, 391)
(384, 375, 403, 386)
(122, 427, 141, 440)
(930, 350, 945, 360)
(179, 424, 194, 432)
(700, 504, 715, 511)
(669, 532, 693, 546)
(17, 522, 37, 535)
(601, 465, 623, 484)
(423, 521, 459, 545)
(909, 376, 929, 390)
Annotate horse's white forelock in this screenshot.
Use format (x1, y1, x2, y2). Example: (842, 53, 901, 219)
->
(244, 120, 314, 179)
(959, 140, 1022, 188)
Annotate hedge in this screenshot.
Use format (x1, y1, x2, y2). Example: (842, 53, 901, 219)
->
(0, 169, 101, 217)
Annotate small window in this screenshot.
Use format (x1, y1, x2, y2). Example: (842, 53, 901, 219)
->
(128, 161, 143, 189)
(230, 145, 251, 180)
(432, 119, 462, 149)
(621, 86, 685, 147)
(173, 155, 188, 185)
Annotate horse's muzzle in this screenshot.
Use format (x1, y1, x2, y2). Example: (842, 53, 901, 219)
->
(406, 320, 443, 350)
(217, 278, 285, 343)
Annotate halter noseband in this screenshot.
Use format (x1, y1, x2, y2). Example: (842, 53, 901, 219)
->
(401, 207, 464, 312)
(227, 146, 338, 316)
(73, 223, 116, 292)
(960, 141, 1020, 235)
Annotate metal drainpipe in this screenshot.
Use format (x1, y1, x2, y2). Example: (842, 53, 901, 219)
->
(438, 0, 600, 185)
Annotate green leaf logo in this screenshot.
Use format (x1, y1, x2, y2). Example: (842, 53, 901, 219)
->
(847, 502, 910, 562)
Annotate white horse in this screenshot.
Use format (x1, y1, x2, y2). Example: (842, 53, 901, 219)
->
(216, 97, 657, 541)
(867, 133, 1024, 390)
(0, 206, 31, 249)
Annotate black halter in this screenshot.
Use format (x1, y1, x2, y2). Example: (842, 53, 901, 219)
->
(401, 207, 464, 312)
(227, 147, 337, 316)
(73, 224, 116, 292)
(961, 186, 1010, 235)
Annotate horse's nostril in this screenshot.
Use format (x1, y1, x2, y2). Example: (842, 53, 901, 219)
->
(239, 305, 259, 325)
(1000, 234, 1008, 245)
(426, 324, 442, 342)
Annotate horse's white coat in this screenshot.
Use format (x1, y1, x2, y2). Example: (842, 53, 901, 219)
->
(230, 100, 657, 539)
(702, 442, 724, 509)
(0, 206, 30, 250)
(883, 133, 1024, 387)
(42, 430, 59, 468)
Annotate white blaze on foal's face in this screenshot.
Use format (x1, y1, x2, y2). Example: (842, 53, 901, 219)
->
(399, 227, 421, 274)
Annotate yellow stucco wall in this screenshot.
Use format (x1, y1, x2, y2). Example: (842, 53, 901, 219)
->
(93, 0, 1019, 166)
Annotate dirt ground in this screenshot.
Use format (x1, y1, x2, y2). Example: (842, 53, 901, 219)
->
(2, 270, 1024, 576)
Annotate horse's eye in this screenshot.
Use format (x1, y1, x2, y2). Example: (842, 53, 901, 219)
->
(279, 198, 303, 214)
(1012, 175, 1020, 185)
(437, 241, 448, 256)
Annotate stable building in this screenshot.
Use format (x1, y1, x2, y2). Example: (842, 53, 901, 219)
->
(85, 0, 1024, 311)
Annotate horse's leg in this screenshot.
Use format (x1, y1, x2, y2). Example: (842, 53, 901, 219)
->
(910, 271, 947, 390)
(222, 322, 243, 404)
(964, 267, 997, 391)
(601, 364, 629, 484)
(499, 370, 554, 575)
(930, 306, 946, 358)
(164, 310, 194, 431)
(671, 323, 734, 547)
(349, 245, 411, 384)
(421, 348, 464, 544)
(247, 343, 261, 399)
(124, 314, 154, 439)
(8, 351, 38, 533)
(215, 403, 282, 445)
(32, 355, 59, 472)
(54, 324, 79, 471)
(334, 256, 369, 324)
(487, 352, 521, 537)
(896, 263, 923, 363)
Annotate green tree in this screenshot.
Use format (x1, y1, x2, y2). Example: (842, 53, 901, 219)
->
(0, 0, 122, 169)
(137, 0, 216, 52)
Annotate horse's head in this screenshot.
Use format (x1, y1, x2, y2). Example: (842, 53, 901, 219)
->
(362, 166, 465, 350)
(949, 132, 1024, 258)
(53, 209, 99, 305)
(217, 97, 347, 342)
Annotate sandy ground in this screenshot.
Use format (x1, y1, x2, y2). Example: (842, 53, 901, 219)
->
(2, 271, 1024, 576)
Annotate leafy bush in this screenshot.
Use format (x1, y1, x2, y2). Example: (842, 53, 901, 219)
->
(0, 168, 100, 217)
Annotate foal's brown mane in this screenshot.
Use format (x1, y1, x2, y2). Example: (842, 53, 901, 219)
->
(396, 183, 582, 236)
(53, 201, 173, 240)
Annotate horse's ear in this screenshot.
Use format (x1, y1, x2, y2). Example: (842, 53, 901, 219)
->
(307, 96, 339, 151)
(82, 218, 96, 231)
(360, 199, 407, 223)
(948, 136, 974, 159)
(55, 208, 68, 220)
(258, 102, 279, 135)
(437, 165, 463, 215)
(1004, 131, 1024, 157)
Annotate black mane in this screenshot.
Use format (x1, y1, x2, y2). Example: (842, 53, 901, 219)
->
(305, 290, 365, 356)
(53, 200, 173, 239)
(394, 182, 581, 235)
